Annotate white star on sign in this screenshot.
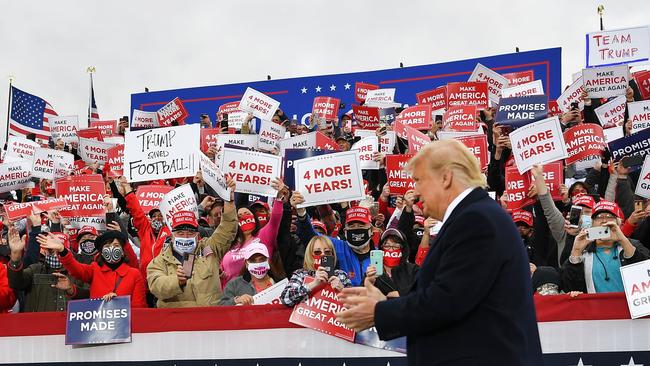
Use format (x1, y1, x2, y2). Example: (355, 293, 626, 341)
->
(315, 86, 322, 93)
(344, 83, 351, 90)
(301, 87, 307, 94)
(574, 358, 592, 366)
(330, 84, 336, 91)
(622, 357, 643, 366)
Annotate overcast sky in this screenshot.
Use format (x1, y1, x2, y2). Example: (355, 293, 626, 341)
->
(1, 0, 649, 145)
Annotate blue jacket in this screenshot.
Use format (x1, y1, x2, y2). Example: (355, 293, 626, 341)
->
(297, 213, 370, 286)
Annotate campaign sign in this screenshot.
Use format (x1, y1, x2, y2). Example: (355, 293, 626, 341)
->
(65, 296, 131, 345)
(446, 82, 488, 110)
(443, 105, 477, 132)
(503, 70, 535, 86)
(352, 105, 381, 130)
(556, 77, 586, 113)
(405, 126, 431, 152)
(355, 130, 396, 154)
(289, 278, 355, 342)
(105, 145, 124, 178)
(548, 100, 562, 117)
(495, 95, 548, 128)
(457, 134, 489, 170)
(315, 132, 340, 151)
(257, 120, 286, 152)
(238, 87, 281, 121)
(364, 88, 400, 108)
(500, 80, 545, 99)
(199, 153, 231, 202)
(283, 149, 336, 191)
(510, 116, 567, 173)
(78, 137, 117, 165)
(394, 105, 431, 131)
(355, 328, 406, 354)
(595, 95, 627, 129)
(355, 82, 379, 103)
(634, 70, 650, 100)
(50, 115, 79, 143)
(312, 97, 340, 121)
(378, 107, 397, 125)
(385, 154, 415, 195)
(7, 136, 39, 160)
(582, 65, 630, 99)
(351, 136, 380, 170)
(539, 161, 564, 201)
(563, 124, 607, 165)
(32, 148, 74, 180)
(132, 185, 172, 215)
(415, 86, 446, 110)
(157, 97, 189, 126)
(220, 148, 281, 197)
(0, 160, 34, 194)
(55, 174, 106, 219)
(159, 184, 198, 227)
(217, 101, 242, 120)
(505, 166, 534, 210)
(90, 120, 117, 138)
(131, 109, 159, 128)
(635, 156, 650, 199)
(123, 124, 200, 183)
(278, 132, 317, 155)
(620, 259, 650, 319)
(468, 63, 509, 103)
(252, 278, 288, 305)
(586, 26, 650, 67)
(227, 111, 248, 131)
(200, 128, 221, 153)
(215, 133, 258, 153)
(608, 128, 650, 161)
(3, 197, 69, 221)
(294, 150, 365, 208)
(77, 128, 104, 141)
(630, 100, 650, 134)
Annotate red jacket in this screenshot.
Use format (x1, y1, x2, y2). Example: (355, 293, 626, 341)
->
(0, 264, 17, 313)
(60, 250, 147, 308)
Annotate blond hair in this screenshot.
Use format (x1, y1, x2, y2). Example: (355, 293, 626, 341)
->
(407, 139, 487, 188)
(303, 236, 337, 271)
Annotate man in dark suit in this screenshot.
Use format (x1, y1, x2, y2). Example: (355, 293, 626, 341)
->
(336, 139, 543, 366)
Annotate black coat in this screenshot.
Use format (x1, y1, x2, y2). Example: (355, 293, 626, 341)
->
(374, 188, 543, 366)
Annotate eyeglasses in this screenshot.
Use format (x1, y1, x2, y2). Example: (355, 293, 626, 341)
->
(382, 244, 401, 250)
(313, 249, 333, 256)
(593, 214, 616, 221)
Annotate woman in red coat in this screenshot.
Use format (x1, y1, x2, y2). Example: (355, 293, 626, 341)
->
(39, 231, 147, 307)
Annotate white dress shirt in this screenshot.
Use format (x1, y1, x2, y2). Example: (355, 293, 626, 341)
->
(441, 187, 475, 224)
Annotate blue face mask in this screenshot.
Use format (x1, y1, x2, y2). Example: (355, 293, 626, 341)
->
(580, 215, 592, 229)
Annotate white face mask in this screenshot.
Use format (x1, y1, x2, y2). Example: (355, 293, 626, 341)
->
(247, 261, 270, 279)
(172, 236, 197, 254)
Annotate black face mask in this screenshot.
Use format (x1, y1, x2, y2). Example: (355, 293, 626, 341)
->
(0, 244, 10, 258)
(346, 228, 371, 249)
(79, 239, 97, 256)
(414, 229, 424, 242)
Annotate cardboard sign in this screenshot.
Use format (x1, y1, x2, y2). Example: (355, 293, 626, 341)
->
(355, 82, 379, 103)
(415, 86, 446, 110)
(90, 120, 117, 138)
(238, 87, 281, 121)
(563, 124, 607, 165)
(159, 184, 198, 227)
(288, 278, 355, 342)
(620, 259, 650, 319)
(629, 100, 650, 134)
(405, 125, 431, 152)
(352, 105, 381, 130)
(556, 77, 586, 113)
(635, 156, 650, 199)
(509, 116, 567, 173)
(279, 132, 317, 155)
(216, 133, 258, 151)
(315, 132, 340, 151)
(135, 185, 174, 214)
(446, 82, 488, 110)
(283, 149, 336, 191)
(220, 148, 281, 196)
(294, 150, 365, 208)
(538, 162, 564, 201)
(199, 153, 231, 202)
(634, 70, 650, 100)
(65, 296, 131, 345)
(312, 97, 341, 121)
(586, 26, 650, 67)
(500, 80, 544, 99)
(355, 130, 396, 154)
(131, 110, 159, 128)
(496, 95, 548, 128)
(257, 120, 286, 152)
(7, 136, 39, 160)
(608, 128, 650, 161)
(378, 107, 397, 125)
(49, 115, 79, 143)
(218, 101, 242, 120)
(106, 145, 124, 177)
(548, 100, 562, 117)
(123, 124, 200, 183)
(0, 160, 34, 193)
(394, 105, 431, 131)
(226, 111, 248, 131)
(443, 105, 477, 132)
(3, 197, 69, 221)
(252, 278, 289, 305)
(582, 65, 630, 99)
(468, 63, 510, 103)
(385, 154, 415, 195)
(351, 136, 380, 170)
(32, 148, 74, 180)
(603, 126, 625, 144)
(594, 95, 627, 129)
(503, 70, 535, 86)
(77, 137, 117, 165)
(55, 174, 106, 218)
(157, 97, 189, 126)
(200, 128, 221, 153)
(364, 88, 400, 108)
(457, 134, 489, 170)
(505, 166, 534, 210)
(77, 128, 104, 141)
(437, 129, 483, 140)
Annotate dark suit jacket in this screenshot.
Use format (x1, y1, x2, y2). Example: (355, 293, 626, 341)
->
(375, 188, 543, 366)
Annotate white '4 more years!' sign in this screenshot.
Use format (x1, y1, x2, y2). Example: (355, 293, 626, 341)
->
(621, 259, 650, 319)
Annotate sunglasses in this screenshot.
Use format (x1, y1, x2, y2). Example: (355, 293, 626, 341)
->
(312, 249, 333, 256)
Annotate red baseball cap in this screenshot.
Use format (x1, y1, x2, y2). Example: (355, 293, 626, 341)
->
(311, 220, 327, 233)
(512, 210, 533, 227)
(250, 200, 270, 211)
(414, 215, 425, 227)
(346, 206, 371, 225)
(77, 225, 98, 239)
(171, 211, 199, 231)
(572, 194, 595, 210)
(51, 232, 70, 249)
(592, 200, 624, 220)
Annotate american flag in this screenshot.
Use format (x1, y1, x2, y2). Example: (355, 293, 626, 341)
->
(9, 86, 58, 140)
(88, 74, 100, 122)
